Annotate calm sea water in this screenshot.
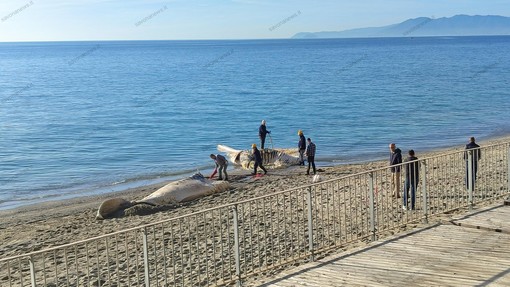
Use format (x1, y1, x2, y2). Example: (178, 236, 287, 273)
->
(1, 36, 510, 210)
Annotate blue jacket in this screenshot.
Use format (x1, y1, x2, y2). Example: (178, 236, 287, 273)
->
(390, 148, 402, 172)
(259, 125, 269, 138)
(298, 135, 306, 150)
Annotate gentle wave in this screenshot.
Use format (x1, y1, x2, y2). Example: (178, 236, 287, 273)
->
(1, 36, 510, 210)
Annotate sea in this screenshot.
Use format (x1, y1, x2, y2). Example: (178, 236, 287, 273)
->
(1, 36, 510, 210)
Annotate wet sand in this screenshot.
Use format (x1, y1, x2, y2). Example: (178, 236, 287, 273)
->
(1, 136, 509, 260)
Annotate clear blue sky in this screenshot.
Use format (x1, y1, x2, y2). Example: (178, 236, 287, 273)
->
(1, 0, 510, 42)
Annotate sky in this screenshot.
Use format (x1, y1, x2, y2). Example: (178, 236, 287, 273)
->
(1, 0, 510, 42)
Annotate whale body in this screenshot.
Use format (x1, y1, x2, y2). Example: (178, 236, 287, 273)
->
(217, 145, 300, 169)
(140, 173, 230, 205)
(96, 173, 230, 219)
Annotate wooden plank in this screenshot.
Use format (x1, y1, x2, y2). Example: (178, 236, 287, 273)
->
(451, 205, 510, 233)
(258, 205, 510, 287)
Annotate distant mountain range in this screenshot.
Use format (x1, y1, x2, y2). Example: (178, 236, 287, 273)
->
(292, 15, 510, 39)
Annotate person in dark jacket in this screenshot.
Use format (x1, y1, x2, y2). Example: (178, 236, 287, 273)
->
(305, 138, 316, 175)
(403, 150, 419, 210)
(259, 120, 270, 149)
(389, 143, 402, 198)
(297, 130, 306, 166)
(464, 137, 481, 190)
(209, 154, 228, 181)
(251, 144, 267, 175)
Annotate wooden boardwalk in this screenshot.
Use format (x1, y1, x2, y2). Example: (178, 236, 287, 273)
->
(258, 204, 510, 287)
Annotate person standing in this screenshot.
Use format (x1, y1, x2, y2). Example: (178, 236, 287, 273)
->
(209, 154, 228, 181)
(305, 138, 316, 175)
(251, 144, 267, 175)
(259, 120, 271, 150)
(464, 137, 481, 190)
(403, 150, 419, 210)
(298, 130, 306, 166)
(389, 143, 402, 198)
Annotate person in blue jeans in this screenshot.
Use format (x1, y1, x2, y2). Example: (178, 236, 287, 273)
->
(403, 150, 419, 210)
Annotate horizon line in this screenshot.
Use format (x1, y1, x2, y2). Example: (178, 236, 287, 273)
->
(1, 34, 510, 44)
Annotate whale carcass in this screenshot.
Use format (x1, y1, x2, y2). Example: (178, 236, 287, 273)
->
(96, 173, 230, 219)
(217, 145, 300, 169)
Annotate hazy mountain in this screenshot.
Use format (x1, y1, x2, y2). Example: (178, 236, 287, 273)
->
(292, 15, 510, 38)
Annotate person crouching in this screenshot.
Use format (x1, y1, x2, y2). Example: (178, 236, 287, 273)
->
(210, 154, 228, 181)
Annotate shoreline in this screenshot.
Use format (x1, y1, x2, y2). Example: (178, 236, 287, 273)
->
(2, 133, 510, 216)
(1, 135, 509, 259)
(0, 134, 496, 212)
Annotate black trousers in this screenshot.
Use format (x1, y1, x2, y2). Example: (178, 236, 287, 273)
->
(254, 161, 267, 174)
(260, 136, 266, 149)
(307, 156, 316, 174)
(465, 162, 478, 189)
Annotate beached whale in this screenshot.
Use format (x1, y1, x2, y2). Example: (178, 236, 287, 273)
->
(96, 173, 230, 219)
(217, 145, 300, 169)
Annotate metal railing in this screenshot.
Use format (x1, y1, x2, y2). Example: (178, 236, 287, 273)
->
(1, 143, 509, 286)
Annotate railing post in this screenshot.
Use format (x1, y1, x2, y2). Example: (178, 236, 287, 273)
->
(468, 150, 474, 211)
(29, 255, 37, 287)
(421, 160, 428, 224)
(232, 205, 242, 287)
(142, 227, 151, 287)
(306, 186, 314, 261)
(368, 172, 376, 241)
(506, 145, 510, 204)
(508, 145, 510, 194)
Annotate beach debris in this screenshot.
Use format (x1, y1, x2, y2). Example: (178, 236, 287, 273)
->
(217, 144, 300, 169)
(96, 172, 230, 219)
(312, 174, 322, 183)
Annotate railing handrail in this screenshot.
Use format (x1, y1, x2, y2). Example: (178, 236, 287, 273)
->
(1, 141, 507, 263)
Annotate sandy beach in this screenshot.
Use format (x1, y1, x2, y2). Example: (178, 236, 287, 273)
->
(1, 136, 509, 263)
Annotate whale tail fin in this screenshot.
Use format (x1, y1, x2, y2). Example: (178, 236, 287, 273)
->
(217, 144, 241, 154)
(217, 144, 245, 165)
